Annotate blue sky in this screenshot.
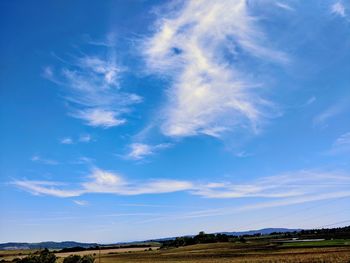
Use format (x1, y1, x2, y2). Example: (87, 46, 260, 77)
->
(1, 0, 350, 243)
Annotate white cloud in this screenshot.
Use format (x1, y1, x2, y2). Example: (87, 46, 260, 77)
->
(331, 2, 346, 17)
(73, 108, 126, 128)
(127, 143, 152, 160)
(13, 168, 350, 208)
(44, 44, 142, 128)
(31, 155, 59, 165)
(143, 0, 288, 138)
(60, 137, 73, 144)
(126, 143, 171, 160)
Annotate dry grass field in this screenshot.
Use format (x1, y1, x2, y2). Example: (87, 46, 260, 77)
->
(2, 241, 350, 263)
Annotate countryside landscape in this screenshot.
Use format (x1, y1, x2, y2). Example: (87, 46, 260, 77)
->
(1, 0, 350, 262)
(1, 227, 350, 262)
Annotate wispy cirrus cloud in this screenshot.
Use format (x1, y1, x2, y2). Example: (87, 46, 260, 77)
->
(13, 168, 350, 208)
(13, 168, 192, 197)
(191, 170, 350, 199)
(44, 44, 142, 128)
(313, 100, 349, 128)
(126, 143, 171, 160)
(275, 2, 295, 12)
(15, 180, 77, 197)
(143, 0, 288, 138)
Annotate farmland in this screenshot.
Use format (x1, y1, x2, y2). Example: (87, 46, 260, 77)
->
(72, 241, 350, 263)
(2, 240, 350, 263)
(2, 227, 350, 262)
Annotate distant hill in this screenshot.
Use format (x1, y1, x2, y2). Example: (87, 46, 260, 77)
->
(0, 228, 301, 250)
(0, 241, 98, 250)
(219, 228, 302, 236)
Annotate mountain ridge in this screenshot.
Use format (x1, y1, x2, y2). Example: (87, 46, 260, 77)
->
(0, 228, 301, 250)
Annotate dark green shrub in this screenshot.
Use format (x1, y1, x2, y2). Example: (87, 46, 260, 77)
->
(80, 255, 94, 263)
(63, 255, 81, 263)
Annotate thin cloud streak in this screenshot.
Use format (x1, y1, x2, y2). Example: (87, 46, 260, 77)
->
(275, 2, 295, 11)
(13, 169, 350, 208)
(73, 200, 89, 206)
(191, 170, 350, 198)
(313, 100, 349, 127)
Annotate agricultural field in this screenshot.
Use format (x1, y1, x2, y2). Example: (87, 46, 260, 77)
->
(94, 241, 350, 263)
(2, 240, 350, 263)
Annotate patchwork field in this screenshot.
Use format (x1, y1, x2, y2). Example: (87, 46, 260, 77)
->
(2, 240, 350, 263)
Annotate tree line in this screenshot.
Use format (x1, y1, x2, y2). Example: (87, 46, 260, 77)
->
(160, 231, 246, 248)
(160, 226, 350, 248)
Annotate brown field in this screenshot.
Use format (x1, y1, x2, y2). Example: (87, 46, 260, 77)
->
(1, 241, 350, 263)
